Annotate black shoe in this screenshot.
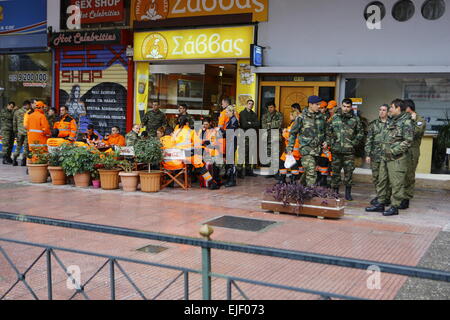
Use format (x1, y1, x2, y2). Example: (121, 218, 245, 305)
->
(365, 203, 385, 212)
(237, 170, 245, 179)
(245, 170, 257, 177)
(21, 158, 27, 166)
(370, 197, 378, 205)
(383, 206, 399, 216)
(345, 186, 353, 201)
(12, 159, 18, 166)
(208, 181, 220, 190)
(398, 199, 409, 210)
(225, 179, 237, 188)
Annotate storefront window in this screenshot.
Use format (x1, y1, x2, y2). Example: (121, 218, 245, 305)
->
(260, 86, 276, 118)
(345, 77, 450, 131)
(0, 53, 52, 108)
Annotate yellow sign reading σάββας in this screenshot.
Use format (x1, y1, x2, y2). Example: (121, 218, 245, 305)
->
(134, 26, 254, 61)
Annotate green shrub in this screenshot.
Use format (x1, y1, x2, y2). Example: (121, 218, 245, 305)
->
(134, 138, 163, 172)
(61, 145, 100, 176)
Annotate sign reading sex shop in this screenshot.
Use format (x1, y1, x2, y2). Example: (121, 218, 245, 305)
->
(69, 0, 124, 24)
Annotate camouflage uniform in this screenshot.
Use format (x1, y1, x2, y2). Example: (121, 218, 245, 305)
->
(287, 108, 325, 186)
(0, 107, 14, 161)
(404, 114, 426, 200)
(125, 130, 140, 147)
(365, 118, 391, 200)
(377, 112, 414, 208)
(13, 106, 29, 161)
(141, 109, 168, 137)
(326, 109, 364, 188)
(262, 111, 283, 160)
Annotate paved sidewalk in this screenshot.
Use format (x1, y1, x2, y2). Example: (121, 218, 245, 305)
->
(0, 164, 449, 300)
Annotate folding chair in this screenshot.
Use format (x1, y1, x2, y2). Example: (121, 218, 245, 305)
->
(160, 148, 190, 190)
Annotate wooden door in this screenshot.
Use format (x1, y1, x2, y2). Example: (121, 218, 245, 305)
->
(280, 87, 314, 127)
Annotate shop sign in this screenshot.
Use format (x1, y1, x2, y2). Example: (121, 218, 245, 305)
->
(250, 44, 263, 67)
(132, 0, 268, 22)
(68, 0, 124, 24)
(0, 0, 46, 36)
(134, 26, 253, 61)
(50, 30, 121, 47)
(8, 72, 49, 88)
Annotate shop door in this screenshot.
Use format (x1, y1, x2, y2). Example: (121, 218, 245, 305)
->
(280, 87, 314, 127)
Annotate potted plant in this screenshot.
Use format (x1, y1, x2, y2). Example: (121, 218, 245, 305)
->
(96, 150, 122, 190)
(134, 138, 164, 193)
(27, 146, 49, 184)
(47, 143, 72, 185)
(91, 168, 101, 189)
(261, 183, 345, 219)
(61, 145, 98, 188)
(118, 158, 139, 192)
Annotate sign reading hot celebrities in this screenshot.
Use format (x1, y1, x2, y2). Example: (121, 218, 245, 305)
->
(132, 0, 268, 22)
(134, 26, 254, 61)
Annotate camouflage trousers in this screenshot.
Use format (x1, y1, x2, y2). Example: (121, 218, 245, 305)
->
(371, 160, 391, 200)
(331, 153, 355, 188)
(404, 147, 420, 200)
(13, 134, 28, 159)
(1, 130, 14, 158)
(302, 155, 317, 186)
(377, 155, 408, 208)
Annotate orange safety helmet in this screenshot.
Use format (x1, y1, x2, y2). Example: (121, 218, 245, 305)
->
(320, 101, 328, 109)
(35, 101, 46, 109)
(327, 100, 337, 109)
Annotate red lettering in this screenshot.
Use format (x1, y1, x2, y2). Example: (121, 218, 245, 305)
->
(92, 70, 103, 81)
(62, 51, 85, 68)
(60, 70, 103, 83)
(61, 71, 71, 83)
(107, 46, 126, 67)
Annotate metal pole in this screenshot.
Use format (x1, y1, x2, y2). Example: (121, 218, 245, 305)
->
(184, 271, 189, 300)
(199, 225, 214, 301)
(110, 259, 115, 300)
(46, 249, 52, 300)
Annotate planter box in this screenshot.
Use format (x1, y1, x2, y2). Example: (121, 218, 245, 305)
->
(261, 194, 345, 219)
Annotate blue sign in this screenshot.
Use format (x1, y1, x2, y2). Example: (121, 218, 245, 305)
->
(251, 44, 263, 67)
(0, 0, 47, 36)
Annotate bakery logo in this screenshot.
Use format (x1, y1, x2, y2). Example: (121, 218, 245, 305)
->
(134, 0, 169, 21)
(142, 33, 169, 59)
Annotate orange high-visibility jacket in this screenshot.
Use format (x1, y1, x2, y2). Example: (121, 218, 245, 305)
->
(54, 114, 77, 141)
(280, 122, 301, 161)
(173, 125, 204, 168)
(25, 109, 51, 150)
(103, 133, 126, 147)
(160, 135, 184, 171)
(199, 128, 224, 158)
(218, 109, 240, 130)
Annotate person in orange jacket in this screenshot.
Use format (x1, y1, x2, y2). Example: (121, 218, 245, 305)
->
(47, 129, 71, 153)
(24, 101, 51, 157)
(316, 146, 333, 187)
(173, 116, 220, 190)
(53, 105, 77, 141)
(199, 118, 225, 186)
(159, 127, 185, 172)
(278, 110, 302, 184)
(103, 126, 126, 147)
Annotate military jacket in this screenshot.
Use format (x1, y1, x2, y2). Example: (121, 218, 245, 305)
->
(411, 114, 426, 149)
(142, 109, 167, 135)
(287, 108, 325, 157)
(126, 131, 140, 147)
(381, 112, 414, 161)
(261, 111, 283, 130)
(0, 108, 14, 132)
(365, 118, 388, 162)
(326, 110, 364, 155)
(13, 107, 28, 136)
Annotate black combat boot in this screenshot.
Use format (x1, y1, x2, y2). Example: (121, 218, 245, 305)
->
(225, 166, 237, 188)
(370, 197, 378, 205)
(21, 157, 27, 166)
(398, 199, 409, 210)
(365, 203, 385, 212)
(3, 156, 12, 165)
(208, 180, 220, 190)
(383, 206, 399, 216)
(345, 186, 353, 201)
(12, 156, 18, 166)
(319, 175, 328, 187)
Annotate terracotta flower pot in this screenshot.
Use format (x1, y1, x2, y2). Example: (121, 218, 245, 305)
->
(119, 171, 139, 192)
(98, 169, 121, 190)
(73, 172, 91, 188)
(48, 166, 67, 185)
(27, 164, 49, 183)
(139, 171, 161, 193)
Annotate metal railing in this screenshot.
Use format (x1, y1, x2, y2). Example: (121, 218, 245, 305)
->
(1, 212, 449, 300)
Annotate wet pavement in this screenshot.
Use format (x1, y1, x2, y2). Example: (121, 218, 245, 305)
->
(0, 163, 449, 300)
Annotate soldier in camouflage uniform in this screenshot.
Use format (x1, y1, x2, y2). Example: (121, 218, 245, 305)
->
(141, 101, 168, 137)
(126, 124, 141, 147)
(0, 102, 15, 164)
(287, 96, 326, 186)
(46, 107, 57, 129)
(326, 99, 364, 200)
(262, 103, 283, 168)
(402, 99, 426, 208)
(12, 100, 31, 166)
(369, 99, 414, 216)
(364, 104, 391, 207)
